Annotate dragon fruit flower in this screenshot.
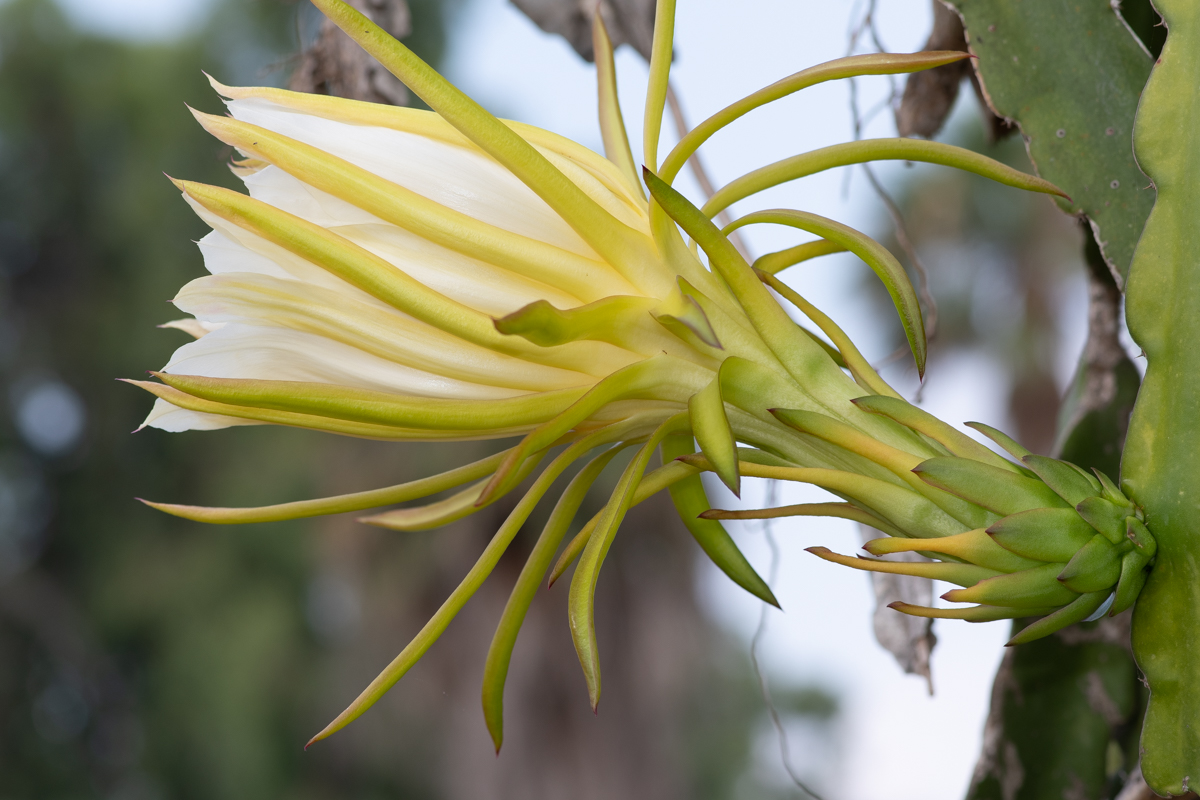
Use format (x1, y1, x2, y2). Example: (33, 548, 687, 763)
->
(131, 0, 1129, 751)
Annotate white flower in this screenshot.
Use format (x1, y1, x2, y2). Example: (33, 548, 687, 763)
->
(134, 0, 1089, 751)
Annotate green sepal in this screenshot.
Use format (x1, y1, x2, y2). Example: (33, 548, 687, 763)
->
(479, 355, 707, 503)
(678, 454, 971, 539)
(864, 529, 1040, 573)
(753, 239, 846, 275)
(362, 453, 544, 530)
(800, 327, 847, 368)
(643, 168, 842, 387)
(1074, 496, 1127, 545)
(660, 433, 777, 606)
(1110, 550, 1151, 616)
(727, 208, 927, 377)
(481, 444, 628, 752)
(914, 457, 1070, 516)
(547, 457, 703, 588)
(570, 415, 692, 709)
(986, 508, 1098, 563)
(652, 278, 723, 350)
(1021, 455, 1102, 506)
(1091, 468, 1131, 507)
(151, 371, 586, 432)
(688, 373, 740, 497)
(757, 271, 897, 398)
(1006, 591, 1111, 646)
(943, 563, 1079, 608)
(494, 296, 656, 348)
(127, 379, 530, 441)
(889, 601, 1059, 622)
(735, 446, 797, 469)
(1125, 516, 1157, 558)
(590, 11, 642, 197)
(708, 501, 906, 538)
(806, 546, 1000, 587)
(140, 447, 512, 524)
(963, 422, 1039, 476)
(704, 137, 1066, 220)
(659, 51, 974, 185)
(305, 430, 600, 747)
(851, 395, 1020, 472)
(1057, 534, 1121, 594)
(771, 408, 995, 530)
(715, 356, 808, 421)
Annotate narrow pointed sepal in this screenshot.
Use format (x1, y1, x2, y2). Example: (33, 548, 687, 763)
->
(851, 395, 1020, 472)
(481, 445, 627, 753)
(591, 11, 642, 197)
(863, 529, 1039, 573)
(942, 563, 1078, 608)
(1074, 496, 1129, 544)
(888, 601, 1058, 622)
(806, 546, 1001, 587)
(494, 295, 656, 348)
(913, 457, 1070, 516)
(652, 279, 723, 350)
(140, 449, 509, 524)
(963, 421, 1034, 463)
(1091, 468, 1130, 506)
(1109, 551, 1152, 616)
(986, 508, 1097, 562)
(1056, 534, 1121, 593)
(688, 376, 740, 496)
(728, 209, 927, 376)
(753, 239, 847, 275)
(1021, 454, 1102, 506)
(661, 433, 777, 606)
(1125, 516, 1157, 558)
(1006, 591, 1112, 646)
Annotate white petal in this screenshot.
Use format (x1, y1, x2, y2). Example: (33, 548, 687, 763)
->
(141, 398, 259, 432)
(159, 318, 224, 339)
(234, 167, 584, 314)
(190, 196, 375, 299)
(226, 97, 599, 260)
(160, 323, 528, 400)
(174, 272, 591, 391)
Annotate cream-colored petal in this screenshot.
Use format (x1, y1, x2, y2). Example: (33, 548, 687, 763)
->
(174, 272, 591, 392)
(160, 323, 528, 400)
(192, 199, 377, 300)
(237, 167, 585, 313)
(537, 147, 648, 233)
(159, 318, 224, 339)
(226, 97, 599, 260)
(209, 78, 646, 216)
(142, 397, 260, 432)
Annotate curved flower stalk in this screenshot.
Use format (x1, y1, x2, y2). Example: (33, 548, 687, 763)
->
(132, 0, 1127, 751)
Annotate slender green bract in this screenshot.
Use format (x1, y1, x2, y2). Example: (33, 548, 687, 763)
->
(1121, 1, 1200, 792)
(702, 138, 1065, 219)
(729, 210, 926, 376)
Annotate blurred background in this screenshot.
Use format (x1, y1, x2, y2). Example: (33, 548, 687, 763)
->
(0, 0, 1126, 797)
